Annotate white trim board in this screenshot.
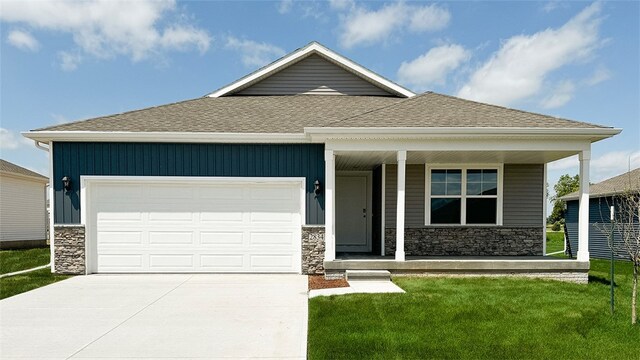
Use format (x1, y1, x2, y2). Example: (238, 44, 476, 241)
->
(80, 176, 307, 274)
(207, 42, 415, 98)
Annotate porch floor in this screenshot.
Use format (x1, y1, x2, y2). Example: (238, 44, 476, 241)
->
(326, 255, 589, 273)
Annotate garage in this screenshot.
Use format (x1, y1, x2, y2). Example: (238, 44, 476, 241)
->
(83, 177, 304, 273)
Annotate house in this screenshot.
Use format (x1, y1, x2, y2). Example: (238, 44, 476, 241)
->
(562, 168, 640, 260)
(0, 159, 48, 249)
(23, 42, 621, 282)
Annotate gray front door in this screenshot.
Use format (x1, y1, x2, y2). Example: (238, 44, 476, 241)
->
(336, 175, 370, 252)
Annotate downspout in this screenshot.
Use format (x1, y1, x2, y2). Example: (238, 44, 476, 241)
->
(32, 140, 53, 270)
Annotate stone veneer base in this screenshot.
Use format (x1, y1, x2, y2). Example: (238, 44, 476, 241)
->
(53, 225, 86, 275)
(302, 226, 325, 275)
(385, 227, 543, 256)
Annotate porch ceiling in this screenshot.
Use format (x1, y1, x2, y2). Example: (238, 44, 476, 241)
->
(335, 150, 578, 170)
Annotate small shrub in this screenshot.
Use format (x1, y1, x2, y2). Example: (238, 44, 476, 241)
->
(551, 221, 561, 231)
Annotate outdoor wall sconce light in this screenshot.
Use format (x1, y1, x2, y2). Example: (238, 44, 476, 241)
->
(314, 180, 322, 197)
(61, 176, 72, 192)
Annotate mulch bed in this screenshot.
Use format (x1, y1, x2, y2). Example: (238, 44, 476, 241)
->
(308, 275, 350, 290)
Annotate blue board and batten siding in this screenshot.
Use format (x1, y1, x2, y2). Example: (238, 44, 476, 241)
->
(52, 142, 325, 225)
(566, 197, 636, 260)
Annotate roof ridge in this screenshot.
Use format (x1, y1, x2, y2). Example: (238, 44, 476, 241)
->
(322, 92, 432, 127)
(429, 92, 609, 129)
(32, 97, 206, 132)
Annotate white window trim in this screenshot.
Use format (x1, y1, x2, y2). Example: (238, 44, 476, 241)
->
(425, 164, 504, 226)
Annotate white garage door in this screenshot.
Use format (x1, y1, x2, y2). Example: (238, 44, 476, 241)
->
(88, 178, 303, 273)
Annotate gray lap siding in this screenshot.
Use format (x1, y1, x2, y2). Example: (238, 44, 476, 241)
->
(52, 142, 325, 225)
(384, 164, 544, 256)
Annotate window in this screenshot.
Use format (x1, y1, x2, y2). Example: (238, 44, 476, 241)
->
(426, 166, 502, 225)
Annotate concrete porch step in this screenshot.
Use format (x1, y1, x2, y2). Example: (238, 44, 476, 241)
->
(346, 270, 391, 281)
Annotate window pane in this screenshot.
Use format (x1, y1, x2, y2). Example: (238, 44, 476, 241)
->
(431, 198, 461, 224)
(467, 169, 481, 182)
(467, 198, 497, 224)
(482, 170, 497, 182)
(482, 182, 497, 195)
(431, 170, 446, 182)
(446, 170, 461, 182)
(447, 182, 461, 195)
(467, 182, 482, 195)
(431, 182, 446, 195)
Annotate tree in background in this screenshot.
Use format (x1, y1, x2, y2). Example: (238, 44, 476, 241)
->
(548, 174, 580, 226)
(595, 188, 640, 325)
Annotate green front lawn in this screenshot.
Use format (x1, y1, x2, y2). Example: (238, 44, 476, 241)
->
(0, 268, 70, 300)
(0, 247, 51, 274)
(308, 259, 639, 360)
(0, 247, 70, 300)
(546, 231, 565, 254)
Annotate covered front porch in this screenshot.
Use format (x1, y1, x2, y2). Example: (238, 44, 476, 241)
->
(316, 132, 596, 282)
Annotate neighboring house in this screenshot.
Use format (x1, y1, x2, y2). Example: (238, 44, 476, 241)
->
(0, 159, 48, 249)
(562, 168, 640, 260)
(23, 42, 620, 283)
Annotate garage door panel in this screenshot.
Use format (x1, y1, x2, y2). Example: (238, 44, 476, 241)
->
(97, 231, 143, 245)
(200, 255, 245, 270)
(200, 232, 244, 245)
(148, 231, 194, 245)
(149, 254, 194, 269)
(250, 232, 295, 245)
(98, 254, 143, 269)
(92, 180, 302, 273)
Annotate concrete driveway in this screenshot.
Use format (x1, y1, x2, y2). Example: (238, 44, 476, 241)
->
(0, 274, 308, 359)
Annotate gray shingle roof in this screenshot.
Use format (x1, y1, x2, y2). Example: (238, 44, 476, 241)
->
(0, 159, 47, 180)
(561, 168, 640, 201)
(33, 96, 402, 133)
(325, 92, 608, 129)
(32, 92, 609, 134)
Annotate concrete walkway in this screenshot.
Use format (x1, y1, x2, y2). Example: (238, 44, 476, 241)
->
(0, 274, 308, 359)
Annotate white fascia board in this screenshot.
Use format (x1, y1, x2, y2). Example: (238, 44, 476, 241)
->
(22, 131, 309, 143)
(207, 42, 415, 98)
(306, 127, 621, 142)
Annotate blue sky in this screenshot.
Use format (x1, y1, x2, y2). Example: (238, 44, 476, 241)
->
(1, 0, 638, 211)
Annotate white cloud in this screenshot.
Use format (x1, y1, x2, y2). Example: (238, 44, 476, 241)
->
(540, 80, 575, 109)
(397, 44, 470, 89)
(278, 0, 293, 14)
(0, 0, 211, 68)
(457, 2, 602, 106)
(337, 2, 450, 48)
(58, 51, 82, 71)
(329, 0, 355, 11)
(0, 128, 21, 149)
(584, 66, 611, 86)
(6, 29, 39, 51)
(548, 154, 578, 171)
(547, 150, 640, 183)
(408, 4, 451, 32)
(225, 37, 285, 68)
(591, 150, 640, 182)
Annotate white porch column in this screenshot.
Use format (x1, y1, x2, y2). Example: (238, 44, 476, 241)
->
(324, 149, 336, 261)
(577, 149, 591, 261)
(395, 150, 407, 261)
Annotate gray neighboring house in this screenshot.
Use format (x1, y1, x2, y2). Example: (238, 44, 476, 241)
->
(23, 42, 621, 283)
(0, 159, 48, 249)
(562, 168, 640, 260)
